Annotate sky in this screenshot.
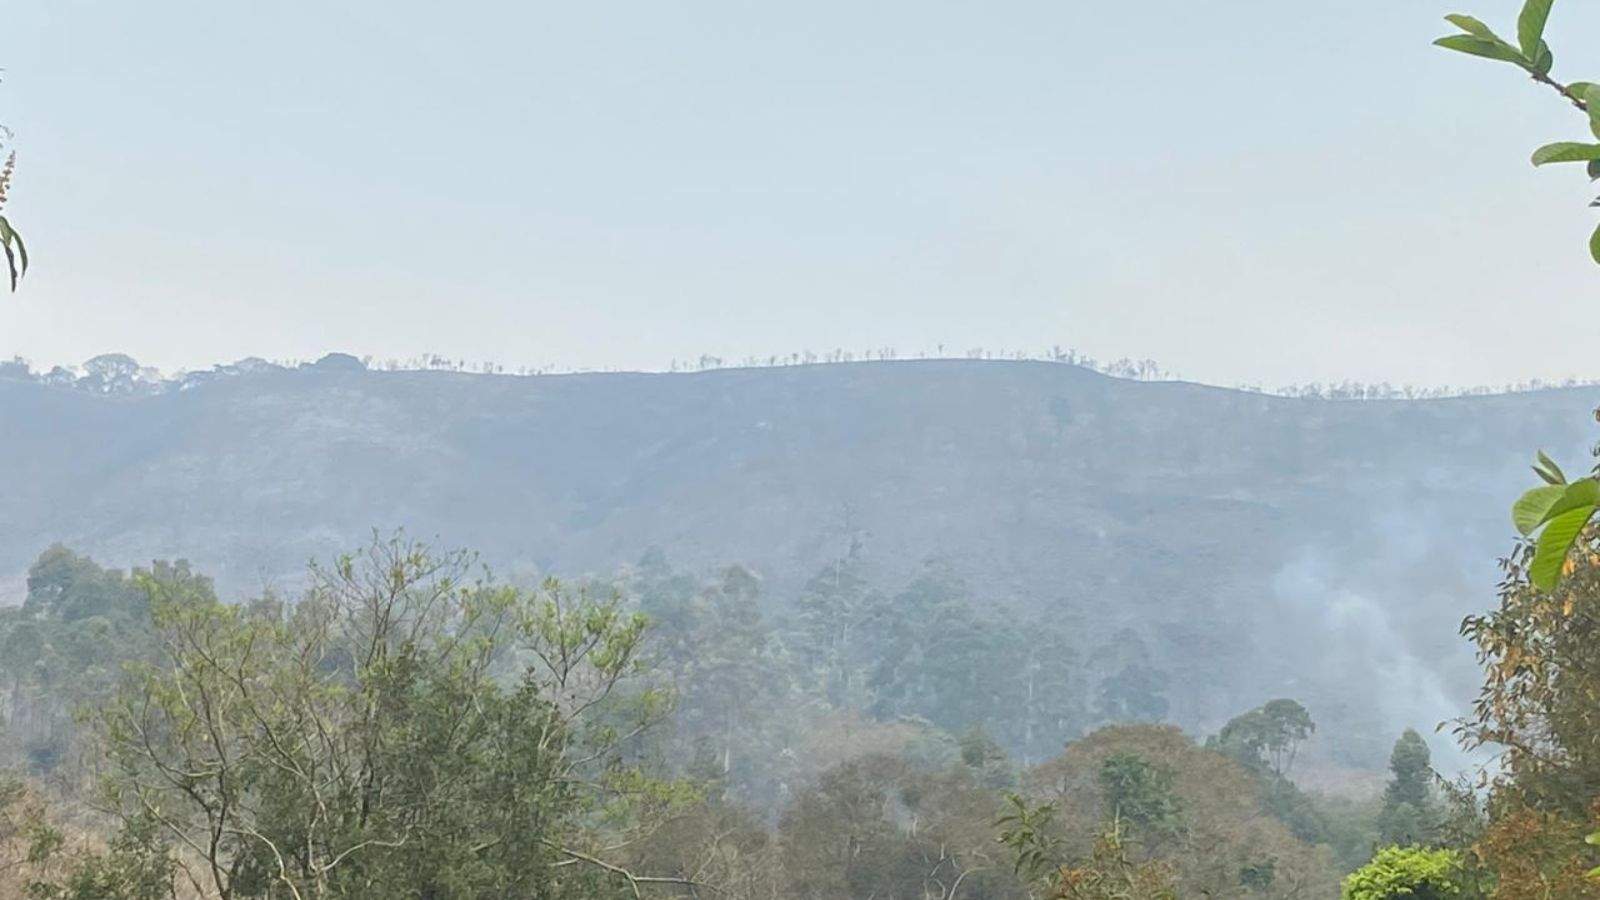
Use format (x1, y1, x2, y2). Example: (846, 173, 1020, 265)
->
(2, 0, 1599, 387)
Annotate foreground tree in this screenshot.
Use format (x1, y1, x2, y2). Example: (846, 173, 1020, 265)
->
(1431, 0, 1600, 889)
(74, 535, 692, 900)
(1453, 533, 1600, 893)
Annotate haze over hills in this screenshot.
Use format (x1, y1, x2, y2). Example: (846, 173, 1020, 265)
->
(2, 355, 1594, 769)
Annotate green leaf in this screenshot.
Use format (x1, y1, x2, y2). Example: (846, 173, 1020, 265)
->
(1434, 34, 1528, 64)
(1518, 0, 1554, 60)
(1530, 504, 1595, 591)
(1584, 86, 1600, 138)
(1444, 13, 1500, 38)
(1543, 478, 1599, 523)
(1515, 485, 1567, 534)
(1586, 829, 1600, 846)
(1591, 222, 1600, 265)
(1538, 450, 1568, 484)
(0, 215, 25, 281)
(1534, 40, 1554, 75)
(1531, 142, 1600, 165)
(6, 228, 24, 278)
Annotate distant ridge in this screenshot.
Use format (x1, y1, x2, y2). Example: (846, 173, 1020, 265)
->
(7, 348, 1593, 401)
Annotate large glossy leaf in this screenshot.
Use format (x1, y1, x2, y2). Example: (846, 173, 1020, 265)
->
(1531, 142, 1600, 165)
(1515, 485, 1567, 534)
(1543, 478, 1600, 522)
(1531, 504, 1595, 590)
(1434, 35, 1528, 64)
(1518, 0, 1555, 60)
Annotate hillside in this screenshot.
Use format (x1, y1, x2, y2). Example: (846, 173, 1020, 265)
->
(3, 357, 1593, 765)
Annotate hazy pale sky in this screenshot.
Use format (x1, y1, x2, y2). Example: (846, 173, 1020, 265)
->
(3, 0, 1599, 386)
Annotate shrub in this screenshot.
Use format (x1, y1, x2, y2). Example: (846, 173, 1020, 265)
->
(1342, 846, 1463, 900)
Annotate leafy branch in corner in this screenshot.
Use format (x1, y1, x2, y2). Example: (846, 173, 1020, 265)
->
(1435, 0, 1600, 262)
(0, 70, 25, 291)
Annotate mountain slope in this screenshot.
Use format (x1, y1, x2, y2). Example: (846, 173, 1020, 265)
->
(3, 359, 1592, 762)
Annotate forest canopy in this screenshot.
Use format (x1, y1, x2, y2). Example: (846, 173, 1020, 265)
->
(0, 538, 1425, 899)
